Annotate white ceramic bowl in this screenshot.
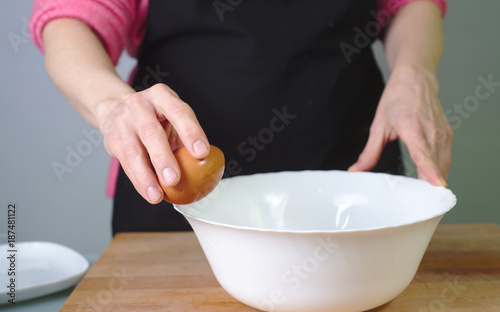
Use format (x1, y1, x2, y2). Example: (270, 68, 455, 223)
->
(174, 170, 456, 312)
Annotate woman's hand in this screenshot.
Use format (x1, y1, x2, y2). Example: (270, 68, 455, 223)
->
(348, 65, 452, 186)
(42, 19, 209, 203)
(96, 84, 210, 204)
(349, 0, 451, 186)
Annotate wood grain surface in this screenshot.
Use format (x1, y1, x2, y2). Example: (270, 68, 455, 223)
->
(61, 224, 500, 311)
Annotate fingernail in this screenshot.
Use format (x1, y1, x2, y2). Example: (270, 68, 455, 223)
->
(162, 167, 177, 185)
(147, 186, 162, 202)
(439, 178, 448, 188)
(193, 140, 208, 157)
(347, 165, 356, 172)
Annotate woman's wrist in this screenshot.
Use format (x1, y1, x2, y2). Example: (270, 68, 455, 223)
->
(93, 90, 134, 135)
(389, 62, 439, 94)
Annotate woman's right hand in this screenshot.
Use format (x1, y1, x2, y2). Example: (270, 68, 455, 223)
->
(41, 19, 209, 203)
(96, 83, 210, 204)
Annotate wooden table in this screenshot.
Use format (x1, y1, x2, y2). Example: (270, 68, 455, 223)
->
(61, 224, 500, 311)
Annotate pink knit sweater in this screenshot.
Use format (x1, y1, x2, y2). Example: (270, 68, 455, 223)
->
(29, 0, 447, 197)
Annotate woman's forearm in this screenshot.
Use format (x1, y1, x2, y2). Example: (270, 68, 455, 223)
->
(42, 18, 134, 129)
(350, 1, 451, 186)
(42, 17, 211, 204)
(383, 0, 444, 75)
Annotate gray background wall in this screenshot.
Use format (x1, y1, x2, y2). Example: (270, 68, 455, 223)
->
(1, 0, 499, 259)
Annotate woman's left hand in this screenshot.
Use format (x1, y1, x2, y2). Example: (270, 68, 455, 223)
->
(348, 65, 452, 187)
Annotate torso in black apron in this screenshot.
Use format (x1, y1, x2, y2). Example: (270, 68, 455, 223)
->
(112, 0, 402, 234)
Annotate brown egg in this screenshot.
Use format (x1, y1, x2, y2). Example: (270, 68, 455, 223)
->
(161, 145, 225, 205)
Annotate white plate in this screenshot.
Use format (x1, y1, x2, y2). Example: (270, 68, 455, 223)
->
(0, 241, 89, 304)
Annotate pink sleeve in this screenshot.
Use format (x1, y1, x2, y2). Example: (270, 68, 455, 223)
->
(378, 0, 447, 18)
(29, 0, 148, 65)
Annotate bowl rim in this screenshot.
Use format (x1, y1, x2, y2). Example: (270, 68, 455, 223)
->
(173, 170, 457, 234)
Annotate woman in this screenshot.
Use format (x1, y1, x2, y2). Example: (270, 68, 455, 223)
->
(30, 0, 452, 234)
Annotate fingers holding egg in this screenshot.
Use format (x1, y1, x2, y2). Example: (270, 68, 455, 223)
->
(159, 145, 225, 205)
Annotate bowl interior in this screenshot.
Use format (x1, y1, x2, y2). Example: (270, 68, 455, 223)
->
(176, 171, 456, 232)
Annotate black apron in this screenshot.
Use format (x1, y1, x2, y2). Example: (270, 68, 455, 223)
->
(112, 0, 402, 234)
